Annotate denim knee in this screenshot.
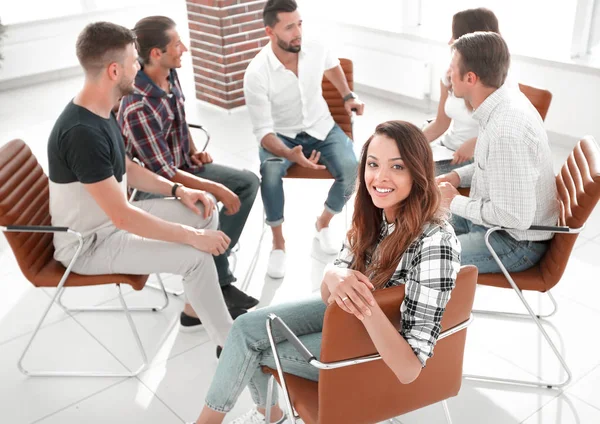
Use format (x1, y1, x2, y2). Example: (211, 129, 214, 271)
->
(226, 308, 271, 349)
(242, 170, 260, 197)
(339, 160, 359, 189)
(260, 158, 287, 187)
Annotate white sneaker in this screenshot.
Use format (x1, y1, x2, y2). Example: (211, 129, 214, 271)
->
(230, 408, 286, 424)
(267, 249, 286, 279)
(315, 226, 340, 255)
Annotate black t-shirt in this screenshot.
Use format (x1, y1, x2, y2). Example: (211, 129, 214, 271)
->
(48, 101, 126, 185)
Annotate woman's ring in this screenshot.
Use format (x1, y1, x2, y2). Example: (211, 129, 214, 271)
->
(341, 296, 349, 302)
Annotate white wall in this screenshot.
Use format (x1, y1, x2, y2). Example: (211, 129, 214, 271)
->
(1, 8, 599, 142)
(305, 19, 600, 142)
(0, 1, 183, 90)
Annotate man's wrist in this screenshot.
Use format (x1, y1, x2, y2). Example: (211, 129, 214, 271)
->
(171, 183, 182, 198)
(343, 91, 357, 102)
(450, 171, 461, 187)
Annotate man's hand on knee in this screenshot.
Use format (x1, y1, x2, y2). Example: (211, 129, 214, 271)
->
(185, 228, 231, 256)
(178, 187, 216, 219)
(286, 146, 326, 170)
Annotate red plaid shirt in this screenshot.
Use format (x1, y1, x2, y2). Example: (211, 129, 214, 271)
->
(118, 69, 201, 178)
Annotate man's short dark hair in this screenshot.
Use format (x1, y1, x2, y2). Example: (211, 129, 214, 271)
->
(452, 31, 510, 89)
(263, 0, 298, 28)
(133, 16, 176, 65)
(76, 22, 136, 75)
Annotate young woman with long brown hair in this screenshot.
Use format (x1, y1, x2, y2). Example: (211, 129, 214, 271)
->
(189, 121, 461, 424)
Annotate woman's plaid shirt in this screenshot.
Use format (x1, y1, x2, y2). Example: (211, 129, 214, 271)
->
(334, 219, 461, 367)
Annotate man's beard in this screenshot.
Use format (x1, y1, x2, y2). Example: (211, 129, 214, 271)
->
(276, 35, 301, 53)
(118, 77, 135, 96)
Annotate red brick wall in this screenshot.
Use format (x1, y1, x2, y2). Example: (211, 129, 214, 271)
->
(186, 0, 268, 109)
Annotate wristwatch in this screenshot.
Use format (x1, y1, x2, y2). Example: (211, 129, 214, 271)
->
(343, 91, 357, 102)
(171, 183, 182, 198)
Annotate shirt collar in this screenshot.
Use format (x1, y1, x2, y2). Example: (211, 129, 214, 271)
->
(472, 83, 510, 126)
(133, 68, 175, 99)
(265, 41, 307, 72)
(381, 212, 396, 236)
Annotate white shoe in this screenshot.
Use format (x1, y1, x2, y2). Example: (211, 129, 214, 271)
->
(315, 226, 340, 255)
(267, 249, 286, 279)
(230, 408, 286, 424)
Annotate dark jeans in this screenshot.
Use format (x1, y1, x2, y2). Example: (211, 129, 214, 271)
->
(136, 163, 259, 286)
(451, 215, 550, 273)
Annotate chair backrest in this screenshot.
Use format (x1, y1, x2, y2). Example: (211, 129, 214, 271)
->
(519, 83, 552, 121)
(0, 139, 55, 283)
(538, 136, 600, 289)
(316, 265, 478, 424)
(322, 58, 353, 139)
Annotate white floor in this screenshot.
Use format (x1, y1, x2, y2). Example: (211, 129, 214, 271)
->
(1, 69, 600, 424)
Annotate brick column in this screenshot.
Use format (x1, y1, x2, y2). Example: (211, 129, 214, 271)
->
(186, 0, 269, 109)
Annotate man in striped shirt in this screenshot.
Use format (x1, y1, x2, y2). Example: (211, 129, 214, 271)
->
(437, 32, 559, 273)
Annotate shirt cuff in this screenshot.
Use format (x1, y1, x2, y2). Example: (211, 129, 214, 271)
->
(450, 195, 471, 218)
(454, 164, 474, 187)
(255, 128, 275, 145)
(406, 338, 430, 368)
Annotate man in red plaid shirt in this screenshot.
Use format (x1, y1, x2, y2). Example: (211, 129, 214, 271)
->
(118, 16, 260, 333)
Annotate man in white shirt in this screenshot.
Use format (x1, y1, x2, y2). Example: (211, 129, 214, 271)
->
(437, 32, 559, 273)
(244, 0, 364, 278)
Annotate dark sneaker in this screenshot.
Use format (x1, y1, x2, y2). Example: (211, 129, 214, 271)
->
(179, 307, 248, 333)
(222, 284, 259, 309)
(216, 345, 223, 358)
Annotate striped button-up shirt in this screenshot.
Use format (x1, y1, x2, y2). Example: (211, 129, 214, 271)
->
(118, 69, 200, 178)
(334, 219, 461, 367)
(451, 84, 559, 241)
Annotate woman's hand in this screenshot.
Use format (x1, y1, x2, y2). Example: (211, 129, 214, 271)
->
(324, 268, 376, 320)
(451, 137, 476, 165)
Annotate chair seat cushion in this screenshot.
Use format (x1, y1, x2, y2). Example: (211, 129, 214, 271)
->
(28, 259, 148, 290)
(477, 266, 547, 292)
(285, 165, 334, 180)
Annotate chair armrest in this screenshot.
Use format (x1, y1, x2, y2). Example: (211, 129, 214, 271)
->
(3, 225, 71, 233)
(268, 313, 316, 362)
(266, 313, 473, 371)
(485, 224, 584, 238)
(528, 224, 584, 234)
(188, 123, 211, 152)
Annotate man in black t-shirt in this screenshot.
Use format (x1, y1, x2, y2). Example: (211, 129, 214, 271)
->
(48, 22, 234, 350)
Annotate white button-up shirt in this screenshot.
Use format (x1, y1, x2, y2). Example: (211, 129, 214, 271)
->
(243, 40, 339, 143)
(451, 84, 559, 241)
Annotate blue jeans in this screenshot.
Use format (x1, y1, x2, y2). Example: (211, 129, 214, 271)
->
(135, 163, 259, 286)
(435, 158, 474, 177)
(451, 215, 549, 273)
(205, 294, 325, 412)
(259, 124, 358, 226)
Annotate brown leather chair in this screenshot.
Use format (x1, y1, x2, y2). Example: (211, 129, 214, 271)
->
(0, 139, 169, 377)
(519, 83, 552, 121)
(262, 265, 478, 424)
(464, 136, 600, 389)
(284, 58, 354, 179)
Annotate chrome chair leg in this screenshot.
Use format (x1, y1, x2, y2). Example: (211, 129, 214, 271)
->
(20, 282, 149, 377)
(442, 400, 453, 424)
(463, 227, 572, 389)
(56, 273, 170, 312)
(473, 290, 558, 319)
(266, 316, 296, 423)
(264, 375, 275, 423)
(240, 210, 267, 292)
